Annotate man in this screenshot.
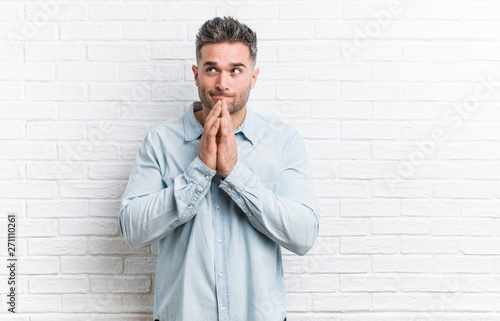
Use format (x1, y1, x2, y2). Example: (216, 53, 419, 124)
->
(119, 17, 319, 321)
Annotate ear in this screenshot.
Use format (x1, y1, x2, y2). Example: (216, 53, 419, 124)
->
(250, 67, 260, 89)
(192, 65, 199, 87)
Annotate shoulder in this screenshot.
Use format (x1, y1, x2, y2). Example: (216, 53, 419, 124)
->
(143, 113, 185, 147)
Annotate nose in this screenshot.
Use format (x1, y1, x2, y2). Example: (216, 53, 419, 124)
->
(216, 71, 229, 91)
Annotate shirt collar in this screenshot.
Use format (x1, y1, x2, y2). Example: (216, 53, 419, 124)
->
(184, 103, 258, 145)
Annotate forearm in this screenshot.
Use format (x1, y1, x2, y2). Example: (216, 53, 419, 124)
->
(220, 161, 319, 255)
(119, 156, 215, 249)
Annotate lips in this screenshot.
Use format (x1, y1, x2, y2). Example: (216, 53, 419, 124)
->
(211, 93, 234, 100)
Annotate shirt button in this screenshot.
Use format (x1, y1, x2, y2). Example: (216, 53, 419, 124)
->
(216, 205, 220, 210)
(188, 205, 193, 209)
(219, 272, 223, 277)
(227, 187, 231, 192)
(205, 175, 210, 180)
(248, 213, 252, 217)
(218, 238, 222, 243)
(221, 306, 226, 311)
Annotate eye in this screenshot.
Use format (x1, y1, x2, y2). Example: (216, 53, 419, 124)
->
(206, 67, 217, 73)
(231, 68, 242, 74)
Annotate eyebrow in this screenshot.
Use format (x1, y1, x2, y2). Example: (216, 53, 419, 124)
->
(203, 61, 247, 68)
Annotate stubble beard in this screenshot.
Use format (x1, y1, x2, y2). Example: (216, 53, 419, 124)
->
(198, 83, 252, 115)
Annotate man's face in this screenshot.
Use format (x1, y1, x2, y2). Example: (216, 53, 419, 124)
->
(192, 42, 259, 114)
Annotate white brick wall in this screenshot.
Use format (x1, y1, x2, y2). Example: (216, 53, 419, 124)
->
(1, 0, 500, 319)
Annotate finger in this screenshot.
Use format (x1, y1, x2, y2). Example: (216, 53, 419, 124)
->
(207, 101, 222, 123)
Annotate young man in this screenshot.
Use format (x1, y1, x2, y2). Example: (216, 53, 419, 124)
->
(119, 17, 319, 321)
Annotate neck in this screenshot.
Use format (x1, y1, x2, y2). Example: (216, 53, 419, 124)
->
(196, 105, 247, 130)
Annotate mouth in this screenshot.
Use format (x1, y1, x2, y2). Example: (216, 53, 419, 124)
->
(211, 93, 233, 100)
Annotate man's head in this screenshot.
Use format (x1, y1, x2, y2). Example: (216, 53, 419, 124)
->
(193, 17, 260, 115)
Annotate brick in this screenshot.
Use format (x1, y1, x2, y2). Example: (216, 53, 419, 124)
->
(88, 163, 132, 180)
(29, 276, 89, 294)
(435, 256, 493, 273)
(401, 237, 460, 254)
(2, 22, 58, 41)
(433, 181, 496, 199)
(372, 180, 432, 198)
(340, 275, 399, 292)
(61, 257, 123, 274)
(59, 102, 120, 120)
(371, 218, 430, 235)
(251, 21, 314, 40)
(90, 3, 151, 20)
(0, 162, 24, 179)
(308, 237, 339, 255)
(311, 102, 371, 120)
(292, 122, 339, 139)
(58, 143, 120, 161)
(400, 275, 460, 292)
(341, 236, 398, 254)
(122, 22, 184, 40)
(282, 256, 308, 274)
(59, 181, 124, 199)
(309, 256, 370, 273)
(152, 2, 217, 21)
(91, 276, 150, 293)
(281, 2, 340, 19)
(61, 294, 122, 313)
(0, 41, 22, 61)
(462, 239, 500, 255)
(340, 200, 400, 217)
(0, 63, 54, 81)
(312, 293, 371, 312)
(462, 275, 500, 292)
(340, 161, 399, 179)
(89, 84, 149, 101)
(0, 3, 22, 21)
(309, 63, 369, 81)
(342, 44, 402, 62)
(311, 160, 338, 179)
(277, 82, 337, 100)
(372, 63, 433, 81)
(431, 218, 494, 236)
(151, 83, 198, 102)
(18, 257, 59, 274)
(18, 219, 57, 237)
(286, 293, 311, 312)
(26, 121, 86, 140)
(87, 124, 150, 142)
(463, 200, 500, 217)
(342, 84, 400, 101)
(152, 42, 194, 60)
(278, 41, 339, 62)
(0, 122, 24, 139)
(342, 2, 403, 20)
(341, 122, 400, 140)
(121, 103, 183, 121)
(60, 22, 121, 40)
(89, 44, 150, 62)
(257, 63, 307, 80)
(0, 102, 57, 119)
(25, 83, 86, 101)
(28, 237, 87, 256)
(320, 218, 369, 236)
(372, 294, 432, 311)
(404, 2, 464, 19)
(25, 43, 86, 61)
(464, 1, 500, 19)
(373, 102, 435, 120)
(120, 64, 184, 82)
(404, 44, 466, 62)
(0, 181, 57, 199)
(372, 255, 433, 273)
(435, 142, 500, 160)
(16, 295, 61, 313)
(0, 81, 22, 100)
(25, 2, 86, 21)
(315, 180, 370, 198)
(56, 63, 118, 81)
(28, 200, 88, 218)
(285, 274, 337, 293)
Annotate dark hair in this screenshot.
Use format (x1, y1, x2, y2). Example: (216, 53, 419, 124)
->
(195, 16, 257, 64)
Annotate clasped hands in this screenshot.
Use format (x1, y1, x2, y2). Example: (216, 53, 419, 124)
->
(198, 99, 238, 179)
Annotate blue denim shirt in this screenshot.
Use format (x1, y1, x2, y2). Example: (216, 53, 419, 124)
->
(119, 105, 319, 321)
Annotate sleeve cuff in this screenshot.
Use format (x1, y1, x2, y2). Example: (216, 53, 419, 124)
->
(185, 156, 217, 188)
(219, 160, 258, 197)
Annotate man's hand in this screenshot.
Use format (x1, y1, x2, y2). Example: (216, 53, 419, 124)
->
(217, 99, 238, 179)
(198, 100, 222, 171)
